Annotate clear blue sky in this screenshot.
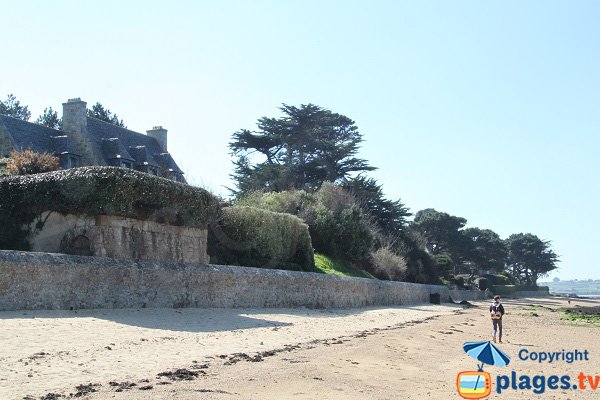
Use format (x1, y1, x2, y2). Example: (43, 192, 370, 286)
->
(2, 1, 598, 280)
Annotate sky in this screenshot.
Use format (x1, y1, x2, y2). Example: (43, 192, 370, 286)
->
(2, 1, 598, 280)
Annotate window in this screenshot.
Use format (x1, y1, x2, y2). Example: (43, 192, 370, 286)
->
(122, 161, 132, 169)
(68, 156, 79, 168)
(148, 167, 158, 176)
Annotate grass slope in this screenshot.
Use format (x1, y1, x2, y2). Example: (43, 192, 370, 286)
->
(314, 253, 374, 279)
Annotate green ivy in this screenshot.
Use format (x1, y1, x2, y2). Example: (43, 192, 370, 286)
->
(0, 166, 221, 249)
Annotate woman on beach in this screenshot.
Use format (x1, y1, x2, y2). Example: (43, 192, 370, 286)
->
(490, 295, 505, 343)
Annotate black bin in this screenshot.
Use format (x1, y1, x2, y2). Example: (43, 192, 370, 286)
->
(429, 293, 441, 304)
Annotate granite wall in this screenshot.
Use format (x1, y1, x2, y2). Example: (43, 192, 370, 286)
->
(0, 250, 464, 311)
(28, 212, 208, 264)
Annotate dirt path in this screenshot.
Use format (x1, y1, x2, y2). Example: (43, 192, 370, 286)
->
(3, 298, 599, 400)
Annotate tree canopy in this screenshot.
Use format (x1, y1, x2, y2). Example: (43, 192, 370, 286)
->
(87, 102, 126, 127)
(412, 208, 467, 257)
(342, 175, 411, 237)
(506, 233, 559, 285)
(229, 104, 374, 194)
(35, 107, 62, 129)
(461, 227, 507, 273)
(0, 94, 31, 121)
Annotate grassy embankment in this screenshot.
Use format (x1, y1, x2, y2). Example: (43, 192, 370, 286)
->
(313, 253, 374, 279)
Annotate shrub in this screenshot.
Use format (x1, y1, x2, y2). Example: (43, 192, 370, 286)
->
(434, 254, 454, 278)
(369, 246, 407, 281)
(482, 274, 511, 286)
(237, 183, 373, 263)
(208, 206, 314, 271)
(4, 150, 59, 175)
(476, 277, 490, 291)
(311, 203, 372, 261)
(0, 166, 220, 249)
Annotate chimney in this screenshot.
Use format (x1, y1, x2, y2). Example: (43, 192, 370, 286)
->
(62, 98, 87, 135)
(147, 126, 168, 152)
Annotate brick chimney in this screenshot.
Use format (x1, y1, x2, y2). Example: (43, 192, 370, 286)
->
(147, 126, 168, 152)
(62, 98, 87, 135)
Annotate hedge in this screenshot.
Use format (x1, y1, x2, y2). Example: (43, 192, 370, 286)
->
(491, 285, 550, 296)
(238, 186, 372, 263)
(0, 166, 221, 249)
(208, 206, 314, 272)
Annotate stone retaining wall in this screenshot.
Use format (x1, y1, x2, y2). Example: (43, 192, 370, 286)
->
(0, 250, 486, 311)
(28, 212, 208, 264)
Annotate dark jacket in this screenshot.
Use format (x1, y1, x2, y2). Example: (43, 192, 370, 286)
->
(490, 302, 505, 315)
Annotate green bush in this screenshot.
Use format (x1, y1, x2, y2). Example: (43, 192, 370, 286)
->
(491, 285, 517, 295)
(482, 274, 512, 286)
(491, 285, 548, 296)
(434, 254, 454, 278)
(454, 276, 466, 288)
(311, 203, 372, 261)
(476, 277, 490, 291)
(0, 166, 220, 249)
(237, 183, 372, 263)
(208, 206, 314, 272)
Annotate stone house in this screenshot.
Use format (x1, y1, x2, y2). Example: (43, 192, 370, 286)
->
(0, 98, 185, 182)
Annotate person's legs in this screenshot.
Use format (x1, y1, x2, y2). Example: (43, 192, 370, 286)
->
(492, 320, 498, 342)
(498, 319, 503, 343)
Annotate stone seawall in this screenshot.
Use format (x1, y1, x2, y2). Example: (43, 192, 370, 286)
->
(448, 289, 489, 302)
(0, 250, 481, 311)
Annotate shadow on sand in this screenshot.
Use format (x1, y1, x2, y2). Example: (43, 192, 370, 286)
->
(0, 303, 462, 333)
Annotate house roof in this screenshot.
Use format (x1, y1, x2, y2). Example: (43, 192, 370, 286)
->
(101, 138, 135, 162)
(0, 114, 184, 176)
(0, 114, 76, 155)
(86, 117, 183, 173)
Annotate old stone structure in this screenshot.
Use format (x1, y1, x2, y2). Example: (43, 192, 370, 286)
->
(0, 250, 456, 311)
(0, 98, 185, 182)
(28, 212, 208, 264)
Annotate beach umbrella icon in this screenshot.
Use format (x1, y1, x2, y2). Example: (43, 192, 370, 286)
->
(463, 341, 511, 371)
(457, 342, 510, 399)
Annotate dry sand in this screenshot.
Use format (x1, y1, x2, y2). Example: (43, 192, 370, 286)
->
(1, 297, 598, 400)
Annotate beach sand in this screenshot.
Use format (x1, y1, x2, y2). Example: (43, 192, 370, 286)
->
(1, 297, 598, 399)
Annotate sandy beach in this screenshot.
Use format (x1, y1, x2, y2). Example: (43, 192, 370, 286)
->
(2, 297, 598, 400)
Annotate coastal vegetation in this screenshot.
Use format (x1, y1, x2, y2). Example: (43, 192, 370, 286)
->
(0, 94, 561, 287)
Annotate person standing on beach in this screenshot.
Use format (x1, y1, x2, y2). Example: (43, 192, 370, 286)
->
(490, 295, 505, 343)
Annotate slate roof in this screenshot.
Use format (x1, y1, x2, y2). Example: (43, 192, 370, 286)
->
(86, 117, 183, 173)
(128, 145, 160, 168)
(0, 114, 184, 176)
(101, 138, 135, 163)
(0, 114, 76, 155)
(51, 135, 80, 155)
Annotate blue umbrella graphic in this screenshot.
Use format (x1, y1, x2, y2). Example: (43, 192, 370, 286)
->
(463, 341, 511, 394)
(464, 341, 511, 370)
